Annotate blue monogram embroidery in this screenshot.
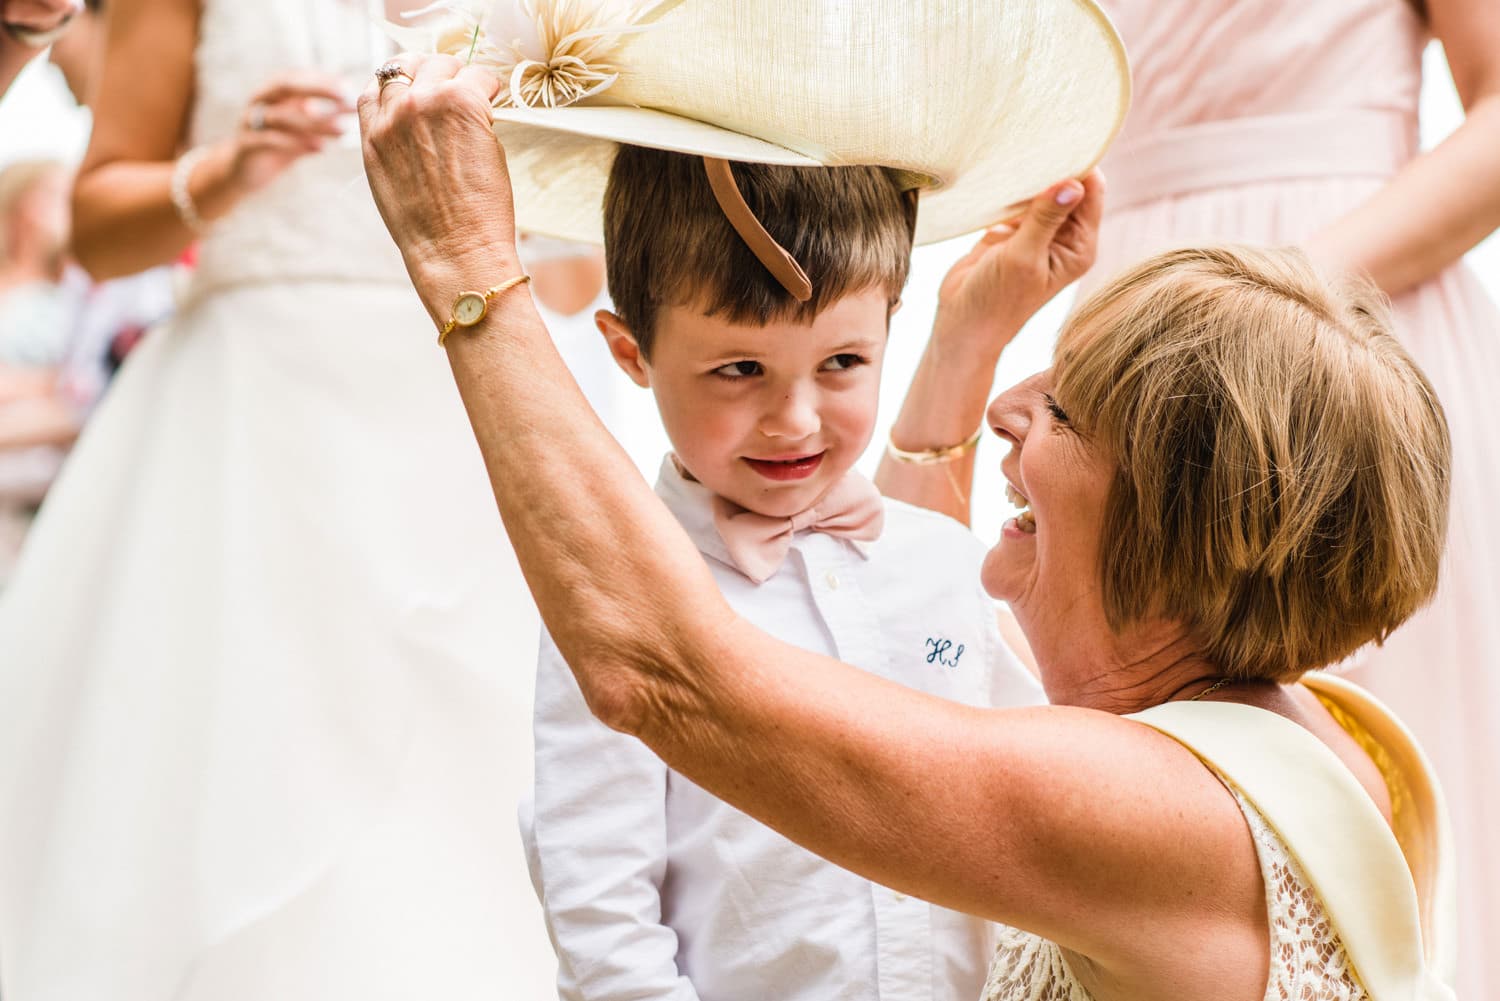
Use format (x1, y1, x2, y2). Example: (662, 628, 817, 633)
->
(924, 637, 964, 668)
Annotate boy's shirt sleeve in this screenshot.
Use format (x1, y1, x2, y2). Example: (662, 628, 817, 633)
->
(528, 628, 704, 1001)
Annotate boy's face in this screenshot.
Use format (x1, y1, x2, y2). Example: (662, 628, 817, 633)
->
(602, 290, 889, 518)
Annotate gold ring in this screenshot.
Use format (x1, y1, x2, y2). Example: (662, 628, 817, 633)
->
(376, 62, 414, 93)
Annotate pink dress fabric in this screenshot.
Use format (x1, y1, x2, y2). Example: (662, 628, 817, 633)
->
(1081, 3, 1498, 995)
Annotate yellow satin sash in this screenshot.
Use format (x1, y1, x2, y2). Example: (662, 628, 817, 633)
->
(1130, 672, 1457, 1001)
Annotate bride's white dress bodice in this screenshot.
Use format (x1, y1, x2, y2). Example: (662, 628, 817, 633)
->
(184, 0, 409, 297)
(982, 784, 1369, 1001)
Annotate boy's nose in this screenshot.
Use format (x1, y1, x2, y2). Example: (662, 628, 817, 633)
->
(759, 385, 821, 440)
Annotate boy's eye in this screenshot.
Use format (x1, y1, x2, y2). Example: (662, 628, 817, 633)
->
(821, 353, 867, 372)
(712, 360, 763, 379)
(1043, 393, 1071, 424)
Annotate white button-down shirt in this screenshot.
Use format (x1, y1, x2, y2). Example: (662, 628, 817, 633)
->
(525, 459, 1044, 1001)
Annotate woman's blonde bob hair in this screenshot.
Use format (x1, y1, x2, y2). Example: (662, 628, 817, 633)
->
(1054, 245, 1450, 681)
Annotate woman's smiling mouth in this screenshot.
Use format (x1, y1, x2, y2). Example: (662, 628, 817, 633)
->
(1005, 482, 1036, 534)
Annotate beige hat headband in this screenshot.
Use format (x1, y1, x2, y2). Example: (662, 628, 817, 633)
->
(701, 158, 814, 303)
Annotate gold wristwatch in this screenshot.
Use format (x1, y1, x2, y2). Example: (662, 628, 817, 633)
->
(438, 274, 532, 346)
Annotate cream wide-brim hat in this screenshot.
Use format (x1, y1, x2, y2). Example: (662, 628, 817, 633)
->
(482, 0, 1129, 247)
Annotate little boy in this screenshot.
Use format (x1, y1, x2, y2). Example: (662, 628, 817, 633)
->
(525, 147, 1046, 1001)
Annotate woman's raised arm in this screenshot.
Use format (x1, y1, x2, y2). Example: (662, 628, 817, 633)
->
(875, 173, 1103, 523)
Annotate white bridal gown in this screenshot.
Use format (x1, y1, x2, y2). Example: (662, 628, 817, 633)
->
(0, 1, 556, 998)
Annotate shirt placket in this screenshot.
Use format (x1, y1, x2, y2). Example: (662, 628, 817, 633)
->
(798, 536, 934, 1000)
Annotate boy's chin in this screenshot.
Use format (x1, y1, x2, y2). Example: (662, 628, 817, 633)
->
(722, 473, 841, 519)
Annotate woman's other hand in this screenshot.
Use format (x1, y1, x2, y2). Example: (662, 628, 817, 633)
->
(875, 171, 1102, 522)
(358, 53, 515, 326)
(222, 70, 351, 197)
(935, 169, 1104, 358)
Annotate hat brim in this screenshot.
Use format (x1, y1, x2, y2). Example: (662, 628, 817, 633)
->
(490, 0, 1130, 247)
(495, 107, 822, 245)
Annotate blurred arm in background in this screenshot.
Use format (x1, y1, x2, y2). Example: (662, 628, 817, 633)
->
(69, 0, 348, 280)
(1305, 0, 1500, 294)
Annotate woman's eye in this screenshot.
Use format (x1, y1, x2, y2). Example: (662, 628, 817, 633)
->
(712, 360, 763, 379)
(821, 353, 867, 372)
(1043, 393, 1071, 424)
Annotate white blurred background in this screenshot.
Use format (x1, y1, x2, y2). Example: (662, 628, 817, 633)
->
(2, 41, 1496, 541)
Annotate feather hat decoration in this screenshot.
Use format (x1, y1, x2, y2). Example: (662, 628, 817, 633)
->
(391, 0, 673, 109)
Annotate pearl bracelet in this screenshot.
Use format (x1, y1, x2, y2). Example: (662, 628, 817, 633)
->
(169, 147, 212, 235)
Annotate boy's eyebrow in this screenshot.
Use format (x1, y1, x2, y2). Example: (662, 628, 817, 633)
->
(696, 338, 882, 360)
(697, 345, 767, 360)
(830, 335, 885, 351)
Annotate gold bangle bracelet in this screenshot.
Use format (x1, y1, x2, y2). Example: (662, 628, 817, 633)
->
(886, 426, 984, 465)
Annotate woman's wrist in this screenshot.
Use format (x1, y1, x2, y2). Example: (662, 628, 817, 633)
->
(889, 312, 1009, 445)
(177, 142, 250, 227)
(887, 359, 995, 453)
(411, 243, 525, 330)
(931, 301, 1019, 369)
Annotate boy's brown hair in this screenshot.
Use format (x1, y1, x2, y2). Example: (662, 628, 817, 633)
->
(603, 147, 917, 358)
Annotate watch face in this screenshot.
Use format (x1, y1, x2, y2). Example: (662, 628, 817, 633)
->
(454, 292, 488, 326)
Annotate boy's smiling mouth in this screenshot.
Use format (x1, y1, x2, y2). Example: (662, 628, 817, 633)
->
(743, 452, 826, 481)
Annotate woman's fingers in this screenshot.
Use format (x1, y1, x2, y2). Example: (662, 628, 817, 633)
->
(1071, 170, 1106, 240)
(1051, 170, 1106, 276)
(360, 53, 428, 125)
(411, 52, 463, 89)
(249, 69, 354, 110)
(247, 100, 346, 140)
(240, 127, 323, 157)
(1006, 179, 1086, 261)
(455, 62, 504, 105)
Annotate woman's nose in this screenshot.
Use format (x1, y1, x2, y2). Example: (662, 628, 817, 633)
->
(987, 386, 1030, 448)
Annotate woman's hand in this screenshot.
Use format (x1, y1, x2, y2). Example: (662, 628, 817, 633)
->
(934, 170, 1104, 359)
(219, 70, 352, 198)
(358, 53, 517, 325)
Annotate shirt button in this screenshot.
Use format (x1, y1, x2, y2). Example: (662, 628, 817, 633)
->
(824, 571, 840, 590)
(893, 891, 906, 902)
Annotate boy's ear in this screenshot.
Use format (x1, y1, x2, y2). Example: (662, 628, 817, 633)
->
(888, 297, 904, 318)
(596, 309, 651, 388)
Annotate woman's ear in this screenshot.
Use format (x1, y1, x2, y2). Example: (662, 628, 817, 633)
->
(596, 310, 651, 388)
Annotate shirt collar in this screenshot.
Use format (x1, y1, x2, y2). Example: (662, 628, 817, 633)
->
(654, 454, 739, 572)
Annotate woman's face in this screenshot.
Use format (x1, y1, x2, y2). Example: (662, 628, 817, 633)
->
(982, 369, 1118, 672)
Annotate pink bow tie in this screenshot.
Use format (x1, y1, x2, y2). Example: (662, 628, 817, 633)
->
(712, 472, 886, 584)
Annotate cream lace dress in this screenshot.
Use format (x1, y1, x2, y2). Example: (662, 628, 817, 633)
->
(982, 783, 1368, 1001)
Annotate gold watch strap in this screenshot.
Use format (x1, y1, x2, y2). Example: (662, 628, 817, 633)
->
(438, 273, 532, 346)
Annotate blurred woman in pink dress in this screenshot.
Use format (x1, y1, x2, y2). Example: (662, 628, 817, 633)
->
(1082, 2, 1500, 993)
